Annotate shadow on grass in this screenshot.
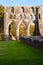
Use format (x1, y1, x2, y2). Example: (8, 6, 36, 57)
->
(0, 59, 43, 65)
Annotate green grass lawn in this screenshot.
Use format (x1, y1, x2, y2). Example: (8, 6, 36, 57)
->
(0, 41, 43, 65)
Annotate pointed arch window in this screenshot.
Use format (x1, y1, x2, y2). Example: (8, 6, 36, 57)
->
(20, 7, 24, 13)
(11, 7, 14, 13)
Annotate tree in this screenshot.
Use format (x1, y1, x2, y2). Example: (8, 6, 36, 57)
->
(29, 25, 35, 36)
(0, 5, 4, 40)
(19, 23, 26, 37)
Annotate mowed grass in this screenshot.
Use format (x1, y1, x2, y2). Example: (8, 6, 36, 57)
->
(0, 41, 43, 65)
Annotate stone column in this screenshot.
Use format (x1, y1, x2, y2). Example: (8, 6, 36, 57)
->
(16, 25, 19, 40)
(4, 12, 9, 40)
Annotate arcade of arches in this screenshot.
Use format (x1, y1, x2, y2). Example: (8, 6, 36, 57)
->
(4, 6, 42, 40)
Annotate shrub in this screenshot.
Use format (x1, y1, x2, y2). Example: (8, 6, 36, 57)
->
(10, 14, 12, 19)
(29, 24, 35, 36)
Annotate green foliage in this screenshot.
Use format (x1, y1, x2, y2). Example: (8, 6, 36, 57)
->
(10, 14, 16, 19)
(0, 5, 4, 19)
(29, 25, 35, 36)
(19, 23, 26, 37)
(13, 15, 16, 19)
(10, 23, 16, 36)
(0, 5, 4, 13)
(10, 14, 12, 19)
(0, 5, 4, 40)
(0, 13, 3, 19)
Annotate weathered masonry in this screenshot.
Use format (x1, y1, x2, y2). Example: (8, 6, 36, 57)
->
(4, 6, 42, 40)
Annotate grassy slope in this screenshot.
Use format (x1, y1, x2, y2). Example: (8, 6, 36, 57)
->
(0, 41, 43, 65)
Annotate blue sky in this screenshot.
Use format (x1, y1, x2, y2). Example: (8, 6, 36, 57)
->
(0, 0, 43, 6)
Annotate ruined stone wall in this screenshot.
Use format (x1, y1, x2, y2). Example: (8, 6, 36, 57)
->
(4, 6, 42, 40)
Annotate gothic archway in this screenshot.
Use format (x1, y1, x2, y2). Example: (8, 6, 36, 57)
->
(19, 20, 27, 39)
(8, 21, 16, 40)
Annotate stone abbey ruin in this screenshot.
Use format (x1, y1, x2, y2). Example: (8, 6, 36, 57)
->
(4, 6, 42, 40)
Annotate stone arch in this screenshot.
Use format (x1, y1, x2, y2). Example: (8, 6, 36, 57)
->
(4, 6, 42, 41)
(18, 20, 27, 27)
(18, 20, 32, 37)
(4, 20, 17, 40)
(20, 7, 24, 13)
(19, 20, 27, 38)
(8, 20, 16, 28)
(8, 21, 17, 40)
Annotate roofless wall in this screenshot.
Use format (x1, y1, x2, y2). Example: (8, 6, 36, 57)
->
(4, 6, 42, 40)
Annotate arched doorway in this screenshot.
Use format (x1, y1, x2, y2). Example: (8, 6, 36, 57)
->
(9, 22, 16, 40)
(19, 22, 26, 38)
(29, 22, 35, 36)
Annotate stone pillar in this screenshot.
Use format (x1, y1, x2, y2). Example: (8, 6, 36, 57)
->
(4, 12, 9, 40)
(16, 25, 19, 40)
